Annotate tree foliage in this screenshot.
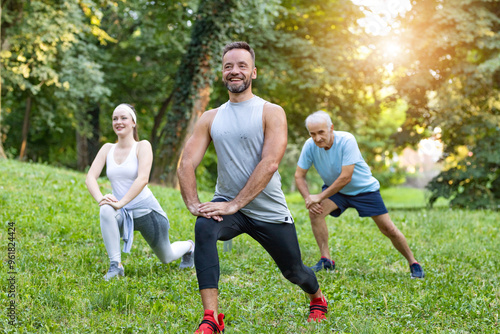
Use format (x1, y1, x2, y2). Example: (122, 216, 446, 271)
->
(390, 0, 500, 208)
(1, 0, 112, 165)
(246, 0, 404, 187)
(2, 0, 497, 204)
(150, 0, 286, 185)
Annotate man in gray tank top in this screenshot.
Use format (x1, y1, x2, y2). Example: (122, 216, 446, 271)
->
(178, 42, 328, 334)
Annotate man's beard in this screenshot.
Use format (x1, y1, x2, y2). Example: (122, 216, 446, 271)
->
(224, 76, 252, 93)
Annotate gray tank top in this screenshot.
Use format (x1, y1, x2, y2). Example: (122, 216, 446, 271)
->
(211, 96, 293, 224)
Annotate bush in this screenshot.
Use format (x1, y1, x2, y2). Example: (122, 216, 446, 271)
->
(427, 133, 500, 210)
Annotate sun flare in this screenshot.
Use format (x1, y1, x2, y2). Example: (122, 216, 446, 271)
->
(382, 40, 402, 59)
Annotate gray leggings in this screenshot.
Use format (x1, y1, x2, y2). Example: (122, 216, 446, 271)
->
(100, 205, 192, 263)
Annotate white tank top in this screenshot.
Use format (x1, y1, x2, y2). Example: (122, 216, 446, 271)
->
(106, 141, 152, 207)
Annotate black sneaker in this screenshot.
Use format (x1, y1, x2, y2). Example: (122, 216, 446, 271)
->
(310, 257, 335, 272)
(410, 262, 425, 279)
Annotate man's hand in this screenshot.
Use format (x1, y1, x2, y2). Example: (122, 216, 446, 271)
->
(186, 202, 224, 222)
(305, 194, 323, 209)
(308, 202, 324, 216)
(198, 201, 239, 221)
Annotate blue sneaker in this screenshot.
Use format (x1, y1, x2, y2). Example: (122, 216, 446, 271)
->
(310, 257, 335, 272)
(410, 262, 425, 279)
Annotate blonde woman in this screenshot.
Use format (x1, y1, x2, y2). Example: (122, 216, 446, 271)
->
(86, 103, 194, 281)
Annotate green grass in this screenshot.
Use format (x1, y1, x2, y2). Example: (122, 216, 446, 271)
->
(1, 159, 499, 333)
(379, 187, 449, 209)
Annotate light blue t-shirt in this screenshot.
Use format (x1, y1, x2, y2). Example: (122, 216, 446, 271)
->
(297, 131, 380, 196)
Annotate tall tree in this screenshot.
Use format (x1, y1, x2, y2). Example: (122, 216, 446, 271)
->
(151, 0, 279, 186)
(392, 0, 500, 208)
(0, 0, 24, 159)
(229, 0, 403, 187)
(1, 0, 112, 164)
(98, 0, 195, 133)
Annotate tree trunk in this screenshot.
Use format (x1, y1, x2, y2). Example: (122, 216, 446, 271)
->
(76, 105, 101, 170)
(0, 49, 5, 160)
(0, 143, 6, 159)
(19, 96, 32, 161)
(76, 128, 89, 171)
(151, 93, 174, 147)
(2, 1, 25, 160)
(154, 83, 211, 187)
(151, 0, 239, 187)
(87, 105, 101, 165)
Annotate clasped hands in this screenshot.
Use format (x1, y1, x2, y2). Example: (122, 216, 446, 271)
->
(305, 194, 324, 215)
(189, 201, 240, 222)
(98, 194, 123, 210)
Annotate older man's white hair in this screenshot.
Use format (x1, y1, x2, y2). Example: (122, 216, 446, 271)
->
(305, 110, 332, 130)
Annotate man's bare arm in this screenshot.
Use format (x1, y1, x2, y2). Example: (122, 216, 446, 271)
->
(307, 164, 354, 207)
(177, 109, 218, 218)
(295, 166, 323, 215)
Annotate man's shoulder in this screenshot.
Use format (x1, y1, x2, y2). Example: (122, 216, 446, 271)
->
(201, 107, 220, 120)
(335, 130, 355, 137)
(335, 131, 357, 143)
(196, 107, 221, 134)
(263, 101, 284, 114)
(303, 137, 315, 146)
(301, 138, 317, 152)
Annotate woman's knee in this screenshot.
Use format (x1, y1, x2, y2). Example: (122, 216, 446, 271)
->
(100, 205, 123, 231)
(156, 251, 174, 264)
(100, 204, 116, 221)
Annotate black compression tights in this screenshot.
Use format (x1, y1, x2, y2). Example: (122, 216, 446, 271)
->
(194, 203, 319, 294)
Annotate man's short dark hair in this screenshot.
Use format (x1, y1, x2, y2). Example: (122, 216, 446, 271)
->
(222, 41, 255, 66)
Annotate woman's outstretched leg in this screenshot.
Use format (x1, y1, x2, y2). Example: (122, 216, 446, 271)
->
(134, 210, 193, 265)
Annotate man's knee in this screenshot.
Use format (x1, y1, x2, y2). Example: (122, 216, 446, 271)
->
(281, 266, 317, 294)
(282, 265, 308, 285)
(380, 223, 400, 238)
(309, 211, 327, 223)
(195, 217, 218, 240)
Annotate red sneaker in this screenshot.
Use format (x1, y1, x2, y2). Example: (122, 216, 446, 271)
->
(194, 310, 225, 333)
(307, 296, 328, 322)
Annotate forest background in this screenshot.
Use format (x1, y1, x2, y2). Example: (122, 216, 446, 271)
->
(1, 0, 499, 209)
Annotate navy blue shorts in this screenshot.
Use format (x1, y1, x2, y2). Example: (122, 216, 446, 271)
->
(322, 185, 388, 218)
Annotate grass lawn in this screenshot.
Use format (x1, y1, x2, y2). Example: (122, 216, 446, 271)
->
(1, 159, 499, 333)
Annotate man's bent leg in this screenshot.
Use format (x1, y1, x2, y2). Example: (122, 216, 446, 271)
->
(249, 221, 328, 322)
(250, 220, 320, 294)
(310, 199, 339, 259)
(195, 216, 223, 291)
(195, 213, 243, 319)
(372, 213, 417, 265)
